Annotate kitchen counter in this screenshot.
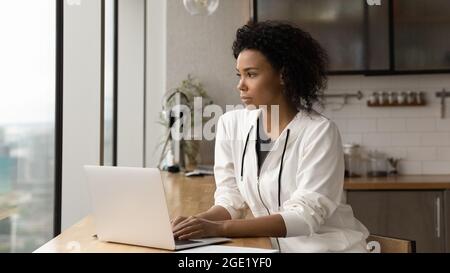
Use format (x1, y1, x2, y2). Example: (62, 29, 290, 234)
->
(35, 172, 271, 253)
(344, 175, 450, 190)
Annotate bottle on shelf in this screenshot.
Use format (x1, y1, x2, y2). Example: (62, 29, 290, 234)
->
(369, 92, 378, 105)
(397, 92, 407, 105)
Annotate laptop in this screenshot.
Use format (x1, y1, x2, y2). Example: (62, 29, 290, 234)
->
(84, 166, 231, 251)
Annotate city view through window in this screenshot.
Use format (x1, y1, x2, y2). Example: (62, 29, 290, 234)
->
(0, 0, 56, 252)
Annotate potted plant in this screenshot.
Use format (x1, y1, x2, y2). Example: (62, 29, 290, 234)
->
(157, 74, 213, 171)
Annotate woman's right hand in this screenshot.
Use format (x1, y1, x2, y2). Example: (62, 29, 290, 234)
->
(171, 206, 232, 231)
(171, 216, 188, 230)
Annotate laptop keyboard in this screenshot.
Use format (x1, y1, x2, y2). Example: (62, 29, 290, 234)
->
(175, 239, 198, 245)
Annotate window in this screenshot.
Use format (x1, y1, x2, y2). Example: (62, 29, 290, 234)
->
(103, 0, 117, 166)
(0, 0, 59, 252)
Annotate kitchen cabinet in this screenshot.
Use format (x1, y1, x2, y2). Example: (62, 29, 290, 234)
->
(255, 0, 389, 73)
(254, 0, 450, 74)
(347, 190, 447, 253)
(394, 0, 450, 71)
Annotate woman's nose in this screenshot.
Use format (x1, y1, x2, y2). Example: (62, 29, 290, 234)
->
(237, 79, 247, 92)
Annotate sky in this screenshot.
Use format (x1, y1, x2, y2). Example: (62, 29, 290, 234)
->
(0, 0, 55, 125)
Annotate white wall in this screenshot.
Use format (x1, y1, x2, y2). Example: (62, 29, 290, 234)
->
(165, 0, 251, 164)
(323, 75, 450, 175)
(62, 0, 102, 230)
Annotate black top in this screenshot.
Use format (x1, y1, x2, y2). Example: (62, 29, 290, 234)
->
(256, 117, 273, 171)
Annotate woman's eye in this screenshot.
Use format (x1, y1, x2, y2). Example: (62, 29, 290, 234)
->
(236, 73, 256, 78)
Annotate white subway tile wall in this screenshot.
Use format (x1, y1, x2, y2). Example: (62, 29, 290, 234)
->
(362, 133, 391, 147)
(377, 118, 406, 132)
(436, 119, 450, 131)
(391, 133, 421, 146)
(341, 133, 362, 145)
(322, 74, 450, 175)
(437, 148, 450, 161)
(405, 118, 436, 132)
(348, 119, 377, 132)
(422, 161, 450, 175)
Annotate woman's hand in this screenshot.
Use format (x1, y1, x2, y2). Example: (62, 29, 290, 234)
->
(171, 216, 188, 229)
(172, 216, 225, 240)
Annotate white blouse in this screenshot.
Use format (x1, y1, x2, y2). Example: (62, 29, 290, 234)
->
(213, 108, 369, 252)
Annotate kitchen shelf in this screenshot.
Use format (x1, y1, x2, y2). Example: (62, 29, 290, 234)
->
(367, 101, 427, 107)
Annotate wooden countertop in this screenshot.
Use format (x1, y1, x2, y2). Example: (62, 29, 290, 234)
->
(35, 172, 271, 253)
(344, 175, 450, 190)
(34, 172, 450, 252)
(170, 172, 450, 191)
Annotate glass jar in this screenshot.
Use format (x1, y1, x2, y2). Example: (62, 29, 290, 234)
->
(367, 151, 388, 177)
(369, 92, 378, 105)
(397, 92, 407, 105)
(417, 91, 425, 105)
(378, 92, 387, 105)
(408, 91, 417, 104)
(343, 144, 362, 177)
(388, 92, 397, 104)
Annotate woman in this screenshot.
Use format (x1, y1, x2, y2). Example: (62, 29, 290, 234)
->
(172, 21, 369, 252)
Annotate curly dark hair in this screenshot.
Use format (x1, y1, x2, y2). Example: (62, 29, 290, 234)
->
(232, 21, 328, 113)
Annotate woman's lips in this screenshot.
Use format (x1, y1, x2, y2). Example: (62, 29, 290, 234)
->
(240, 96, 252, 103)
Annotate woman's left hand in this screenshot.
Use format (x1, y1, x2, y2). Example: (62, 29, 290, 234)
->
(172, 216, 225, 240)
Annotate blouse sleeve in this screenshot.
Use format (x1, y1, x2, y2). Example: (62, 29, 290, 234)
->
(213, 115, 247, 219)
(279, 120, 345, 237)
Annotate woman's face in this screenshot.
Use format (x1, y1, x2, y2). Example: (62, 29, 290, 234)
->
(236, 49, 284, 108)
